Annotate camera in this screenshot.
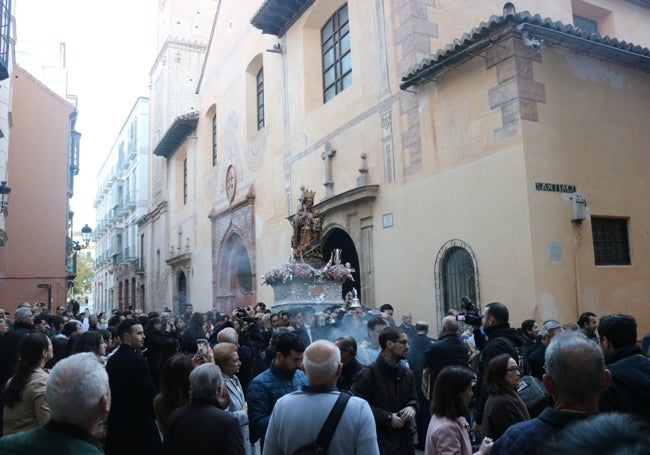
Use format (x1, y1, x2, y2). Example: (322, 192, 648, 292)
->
(236, 308, 247, 318)
(456, 296, 483, 326)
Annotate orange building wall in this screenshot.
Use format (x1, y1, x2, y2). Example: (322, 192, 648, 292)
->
(0, 65, 75, 311)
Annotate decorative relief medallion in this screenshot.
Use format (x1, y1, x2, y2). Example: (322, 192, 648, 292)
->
(225, 165, 236, 203)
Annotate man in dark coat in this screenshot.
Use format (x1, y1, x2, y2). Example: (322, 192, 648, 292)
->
(352, 328, 419, 455)
(423, 316, 469, 395)
(472, 302, 523, 437)
(335, 335, 364, 392)
(164, 363, 244, 455)
(597, 313, 650, 418)
(406, 321, 435, 450)
(106, 319, 161, 455)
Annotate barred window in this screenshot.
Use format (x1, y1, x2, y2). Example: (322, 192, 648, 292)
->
(183, 159, 188, 205)
(321, 4, 351, 103)
(212, 114, 217, 166)
(591, 217, 630, 266)
(256, 68, 265, 130)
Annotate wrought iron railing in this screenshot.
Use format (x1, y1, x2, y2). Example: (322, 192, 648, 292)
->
(0, 0, 11, 81)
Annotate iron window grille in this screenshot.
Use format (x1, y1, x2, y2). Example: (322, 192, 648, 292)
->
(591, 217, 630, 266)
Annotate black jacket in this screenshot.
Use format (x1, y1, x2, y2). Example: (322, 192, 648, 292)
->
(337, 357, 363, 392)
(600, 345, 650, 418)
(475, 325, 522, 422)
(164, 401, 244, 455)
(407, 333, 435, 398)
(106, 345, 161, 455)
(351, 354, 419, 455)
(423, 333, 469, 393)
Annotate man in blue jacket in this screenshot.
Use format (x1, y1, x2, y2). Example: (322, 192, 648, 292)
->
(247, 331, 307, 449)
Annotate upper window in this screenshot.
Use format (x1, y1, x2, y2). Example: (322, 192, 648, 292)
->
(573, 14, 598, 33)
(591, 217, 630, 266)
(321, 4, 351, 103)
(212, 114, 217, 166)
(256, 68, 265, 130)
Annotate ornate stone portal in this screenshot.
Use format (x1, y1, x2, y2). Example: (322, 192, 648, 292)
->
(263, 188, 353, 311)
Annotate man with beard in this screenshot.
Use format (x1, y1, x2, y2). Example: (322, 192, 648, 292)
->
(352, 328, 418, 455)
(247, 331, 307, 450)
(471, 302, 523, 438)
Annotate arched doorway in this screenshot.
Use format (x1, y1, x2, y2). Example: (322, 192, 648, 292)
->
(322, 227, 360, 301)
(177, 271, 187, 314)
(217, 232, 254, 312)
(434, 239, 479, 322)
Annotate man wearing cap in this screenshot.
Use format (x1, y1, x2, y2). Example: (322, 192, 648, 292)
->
(527, 320, 564, 380)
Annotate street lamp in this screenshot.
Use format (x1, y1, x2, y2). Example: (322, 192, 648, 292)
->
(0, 180, 10, 212)
(81, 224, 92, 248)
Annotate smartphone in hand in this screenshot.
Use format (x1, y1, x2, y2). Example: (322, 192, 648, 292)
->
(197, 339, 209, 359)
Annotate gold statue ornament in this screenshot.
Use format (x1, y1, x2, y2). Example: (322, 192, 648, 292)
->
(292, 186, 324, 261)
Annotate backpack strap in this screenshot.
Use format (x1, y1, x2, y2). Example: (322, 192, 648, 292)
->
(314, 392, 351, 451)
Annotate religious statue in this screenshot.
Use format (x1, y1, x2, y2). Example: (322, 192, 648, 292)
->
(292, 186, 324, 261)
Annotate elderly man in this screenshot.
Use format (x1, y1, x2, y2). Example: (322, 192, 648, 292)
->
(263, 340, 379, 454)
(164, 363, 244, 454)
(0, 353, 110, 454)
(527, 319, 564, 379)
(352, 328, 418, 455)
(335, 335, 364, 392)
(491, 331, 611, 454)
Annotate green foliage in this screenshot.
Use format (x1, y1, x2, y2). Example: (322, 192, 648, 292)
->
(72, 252, 94, 297)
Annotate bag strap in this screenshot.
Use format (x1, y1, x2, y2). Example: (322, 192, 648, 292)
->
(314, 392, 351, 451)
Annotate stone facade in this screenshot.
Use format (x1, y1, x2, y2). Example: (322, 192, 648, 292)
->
(142, 0, 650, 334)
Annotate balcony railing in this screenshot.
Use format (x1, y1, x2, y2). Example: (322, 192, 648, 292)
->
(0, 0, 11, 81)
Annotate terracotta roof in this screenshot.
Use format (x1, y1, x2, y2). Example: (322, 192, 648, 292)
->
(400, 11, 650, 90)
(251, 0, 315, 37)
(152, 111, 199, 159)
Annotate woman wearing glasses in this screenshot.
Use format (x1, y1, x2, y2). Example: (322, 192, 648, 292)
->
(481, 354, 530, 440)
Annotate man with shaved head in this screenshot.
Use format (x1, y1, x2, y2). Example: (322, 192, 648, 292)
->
(263, 340, 379, 455)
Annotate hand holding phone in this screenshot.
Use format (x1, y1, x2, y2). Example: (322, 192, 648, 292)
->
(197, 339, 209, 359)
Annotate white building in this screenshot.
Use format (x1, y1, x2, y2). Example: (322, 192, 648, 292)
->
(93, 97, 149, 312)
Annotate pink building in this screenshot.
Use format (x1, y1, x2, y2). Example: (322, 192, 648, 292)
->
(0, 65, 78, 310)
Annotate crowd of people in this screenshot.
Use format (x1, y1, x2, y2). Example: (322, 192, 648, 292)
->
(0, 298, 649, 454)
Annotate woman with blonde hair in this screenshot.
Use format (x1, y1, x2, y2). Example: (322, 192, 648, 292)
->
(213, 342, 251, 455)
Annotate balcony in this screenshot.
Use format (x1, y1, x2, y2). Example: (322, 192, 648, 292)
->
(127, 142, 137, 161)
(123, 246, 137, 263)
(0, 1, 10, 81)
(124, 192, 136, 211)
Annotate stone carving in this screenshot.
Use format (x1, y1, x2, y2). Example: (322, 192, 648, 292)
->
(291, 186, 324, 262)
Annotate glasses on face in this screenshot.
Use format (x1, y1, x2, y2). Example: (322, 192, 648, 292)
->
(507, 366, 520, 373)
